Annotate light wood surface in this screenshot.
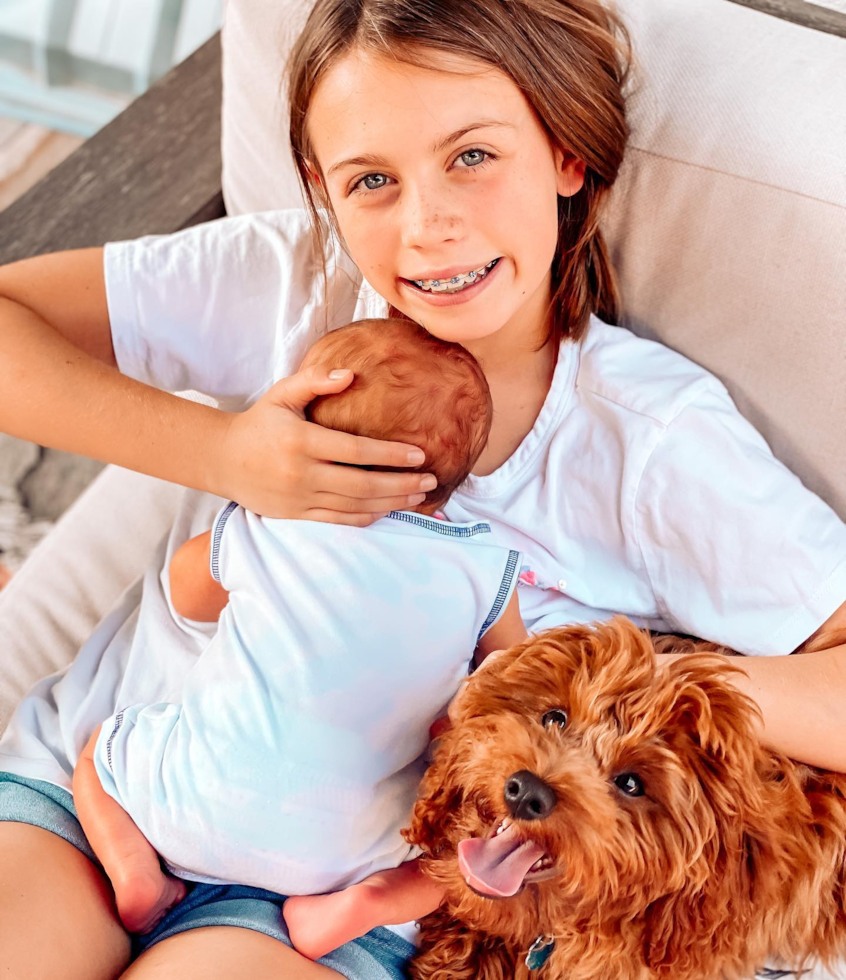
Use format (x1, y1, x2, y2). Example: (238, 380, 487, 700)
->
(0, 117, 82, 212)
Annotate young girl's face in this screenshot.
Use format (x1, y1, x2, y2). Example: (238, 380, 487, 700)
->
(307, 49, 584, 349)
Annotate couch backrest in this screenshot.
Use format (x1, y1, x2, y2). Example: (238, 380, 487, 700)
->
(220, 0, 846, 519)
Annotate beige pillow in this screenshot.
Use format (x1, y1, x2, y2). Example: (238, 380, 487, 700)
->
(602, 0, 846, 520)
(220, 0, 846, 518)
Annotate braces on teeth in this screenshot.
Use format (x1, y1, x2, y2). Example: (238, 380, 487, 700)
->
(412, 258, 498, 293)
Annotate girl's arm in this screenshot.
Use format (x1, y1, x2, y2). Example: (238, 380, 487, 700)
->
(659, 599, 846, 772)
(0, 248, 433, 520)
(169, 531, 230, 621)
(0, 249, 227, 492)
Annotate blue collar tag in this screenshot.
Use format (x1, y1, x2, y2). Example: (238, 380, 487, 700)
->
(525, 935, 555, 970)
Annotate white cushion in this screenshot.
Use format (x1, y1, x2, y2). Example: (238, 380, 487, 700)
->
(220, 0, 846, 519)
(0, 466, 182, 733)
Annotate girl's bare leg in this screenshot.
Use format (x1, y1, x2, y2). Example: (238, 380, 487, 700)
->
(284, 859, 443, 960)
(74, 726, 186, 933)
(0, 821, 131, 980)
(121, 926, 344, 979)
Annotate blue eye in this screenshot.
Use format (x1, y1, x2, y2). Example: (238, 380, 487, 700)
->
(350, 148, 496, 195)
(458, 149, 486, 167)
(359, 174, 389, 192)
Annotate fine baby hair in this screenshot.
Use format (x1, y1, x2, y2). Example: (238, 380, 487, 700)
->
(304, 318, 492, 511)
(287, 0, 633, 346)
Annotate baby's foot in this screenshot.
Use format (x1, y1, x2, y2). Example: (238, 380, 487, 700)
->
(112, 858, 187, 935)
(284, 891, 368, 960)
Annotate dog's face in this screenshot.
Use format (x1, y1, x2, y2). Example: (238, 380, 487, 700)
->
(407, 618, 782, 969)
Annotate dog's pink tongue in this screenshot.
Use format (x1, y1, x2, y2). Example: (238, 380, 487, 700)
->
(457, 823, 545, 898)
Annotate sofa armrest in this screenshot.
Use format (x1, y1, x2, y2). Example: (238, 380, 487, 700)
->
(0, 467, 184, 733)
(0, 32, 225, 265)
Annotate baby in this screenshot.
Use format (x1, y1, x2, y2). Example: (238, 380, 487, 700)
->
(73, 318, 528, 958)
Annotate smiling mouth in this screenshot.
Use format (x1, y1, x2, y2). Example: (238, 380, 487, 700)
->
(457, 816, 555, 898)
(405, 257, 500, 294)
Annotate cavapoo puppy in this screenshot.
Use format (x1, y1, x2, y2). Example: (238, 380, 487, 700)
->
(405, 618, 846, 980)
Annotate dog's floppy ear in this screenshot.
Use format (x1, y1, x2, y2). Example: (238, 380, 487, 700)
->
(642, 882, 722, 971)
(643, 657, 783, 973)
(641, 812, 758, 973)
(662, 652, 762, 764)
(412, 908, 514, 980)
(404, 750, 465, 855)
(641, 817, 784, 974)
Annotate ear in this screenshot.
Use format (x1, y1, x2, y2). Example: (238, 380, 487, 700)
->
(404, 732, 466, 854)
(553, 147, 586, 198)
(641, 817, 754, 973)
(664, 653, 762, 760)
(414, 908, 515, 980)
(643, 663, 785, 972)
(642, 885, 711, 971)
(303, 160, 325, 194)
(642, 821, 778, 974)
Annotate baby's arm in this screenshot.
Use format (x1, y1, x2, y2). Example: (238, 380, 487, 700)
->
(284, 859, 444, 960)
(169, 530, 230, 621)
(427, 592, 528, 743)
(473, 590, 529, 668)
(73, 726, 186, 933)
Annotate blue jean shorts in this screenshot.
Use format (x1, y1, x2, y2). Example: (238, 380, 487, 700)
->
(0, 771, 415, 978)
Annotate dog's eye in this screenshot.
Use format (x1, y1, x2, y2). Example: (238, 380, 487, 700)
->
(614, 773, 644, 797)
(542, 709, 568, 730)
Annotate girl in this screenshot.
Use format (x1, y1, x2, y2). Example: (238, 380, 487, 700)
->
(1, 0, 845, 978)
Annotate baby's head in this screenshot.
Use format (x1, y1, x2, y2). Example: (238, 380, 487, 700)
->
(303, 319, 492, 513)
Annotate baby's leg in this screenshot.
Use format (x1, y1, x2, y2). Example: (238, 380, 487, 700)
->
(73, 725, 186, 934)
(284, 858, 444, 960)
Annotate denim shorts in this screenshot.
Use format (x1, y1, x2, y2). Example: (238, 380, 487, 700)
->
(0, 771, 415, 978)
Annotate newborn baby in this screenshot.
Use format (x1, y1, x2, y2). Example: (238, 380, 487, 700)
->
(73, 318, 527, 956)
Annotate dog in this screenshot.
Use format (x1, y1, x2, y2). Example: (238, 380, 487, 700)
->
(404, 618, 846, 980)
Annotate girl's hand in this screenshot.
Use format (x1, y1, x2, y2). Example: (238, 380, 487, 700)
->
(215, 365, 436, 523)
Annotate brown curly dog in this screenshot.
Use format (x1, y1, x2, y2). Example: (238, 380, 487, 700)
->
(404, 618, 846, 980)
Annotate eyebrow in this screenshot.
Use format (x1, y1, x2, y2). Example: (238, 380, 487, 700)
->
(325, 119, 515, 180)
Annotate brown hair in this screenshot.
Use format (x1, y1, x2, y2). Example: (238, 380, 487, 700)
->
(305, 319, 492, 510)
(287, 0, 632, 348)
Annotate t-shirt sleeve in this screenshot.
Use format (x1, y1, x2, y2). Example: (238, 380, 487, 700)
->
(477, 548, 523, 642)
(209, 501, 241, 590)
(634, 383, 846, 656)
(103, 209, 326, 410)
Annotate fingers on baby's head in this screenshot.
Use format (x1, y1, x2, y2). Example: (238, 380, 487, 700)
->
(305, 319, 492, 507)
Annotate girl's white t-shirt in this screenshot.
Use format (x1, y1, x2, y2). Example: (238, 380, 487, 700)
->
(1, 207, 845, 914)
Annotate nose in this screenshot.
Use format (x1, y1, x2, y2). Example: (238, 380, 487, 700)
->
(503, 770, 557, 821)
(400, 182, 461, 251)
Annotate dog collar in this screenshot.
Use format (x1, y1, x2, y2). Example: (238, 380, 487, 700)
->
(525, 935, 555, 970)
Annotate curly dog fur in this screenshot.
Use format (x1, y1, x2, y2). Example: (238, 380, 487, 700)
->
(404, 618, 846, 980)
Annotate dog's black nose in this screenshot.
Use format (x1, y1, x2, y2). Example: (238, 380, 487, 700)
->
(503, 770, 557, 821)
